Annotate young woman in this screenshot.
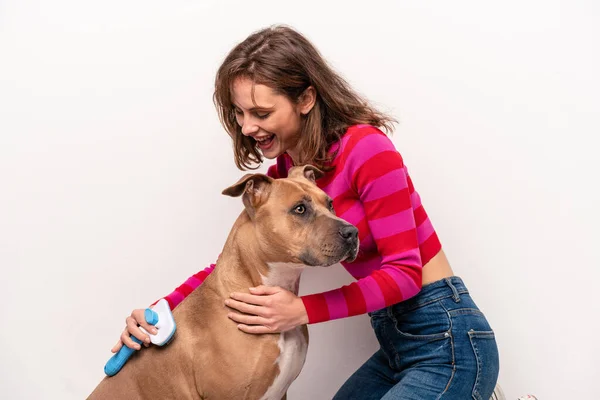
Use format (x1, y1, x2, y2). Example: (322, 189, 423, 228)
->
(111, 25, 499, 399)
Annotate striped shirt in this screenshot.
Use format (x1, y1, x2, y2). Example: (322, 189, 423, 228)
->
(159, 124, 442, 324)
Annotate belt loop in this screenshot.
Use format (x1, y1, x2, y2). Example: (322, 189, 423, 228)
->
(386, 306, 394, 319)
(386, 305, 400, 325)
(445, 278, 461, 303)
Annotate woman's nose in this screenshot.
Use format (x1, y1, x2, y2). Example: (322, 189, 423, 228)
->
(241, 117, 259, 136)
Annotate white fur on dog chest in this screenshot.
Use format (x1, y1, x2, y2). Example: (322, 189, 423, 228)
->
(258, 262, 309, 400)
(259, 327, 308, 400)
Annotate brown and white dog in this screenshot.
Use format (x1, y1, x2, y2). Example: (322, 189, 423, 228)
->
(88, 165, 359, 400)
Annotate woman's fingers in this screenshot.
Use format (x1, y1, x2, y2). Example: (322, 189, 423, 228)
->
(230, 292, 270, 306)
(225, 299, 267, 317)
(124, 316, 151, 348)
(248, 285, 281, 295)
(132, 309, 159, 335)
(237, 324, 276, 334)
(227, 312, 270, 326)
(120, 327, 143, 350)
(111, 340, 123, 353)
(110, 308, 160, 352)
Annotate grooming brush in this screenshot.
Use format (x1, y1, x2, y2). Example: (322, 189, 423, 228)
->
(104, 299, 176, 376)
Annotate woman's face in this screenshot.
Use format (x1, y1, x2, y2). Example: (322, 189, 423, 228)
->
(231, 77, 314, 161)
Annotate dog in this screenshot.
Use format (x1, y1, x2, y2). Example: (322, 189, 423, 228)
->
(88, 165, 359, 399)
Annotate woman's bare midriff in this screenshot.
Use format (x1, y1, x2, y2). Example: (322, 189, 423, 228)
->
(421, 249, 455, 286)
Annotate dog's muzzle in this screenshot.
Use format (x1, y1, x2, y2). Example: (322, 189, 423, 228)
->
(339, 224, 359, 262)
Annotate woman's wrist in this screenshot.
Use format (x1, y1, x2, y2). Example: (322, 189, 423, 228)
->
(295, 296, 310, 325)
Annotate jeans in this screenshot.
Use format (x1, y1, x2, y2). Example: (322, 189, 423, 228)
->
(333, 277, 499, 400)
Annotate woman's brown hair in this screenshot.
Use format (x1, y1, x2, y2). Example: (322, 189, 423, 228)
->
(214, 25, 396, 171)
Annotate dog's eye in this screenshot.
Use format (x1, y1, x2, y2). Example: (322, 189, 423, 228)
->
(294, 204, 306, 214)
(327, 200, 335, 214)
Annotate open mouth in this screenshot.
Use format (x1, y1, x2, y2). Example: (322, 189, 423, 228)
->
(255, 134, 275, 150)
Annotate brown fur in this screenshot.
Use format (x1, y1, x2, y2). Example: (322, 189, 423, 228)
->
(88, 166, 357, 400)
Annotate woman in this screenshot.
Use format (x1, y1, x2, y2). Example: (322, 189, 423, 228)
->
(111, 25, 499, 399)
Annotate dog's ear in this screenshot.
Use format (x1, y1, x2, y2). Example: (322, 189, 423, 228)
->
(222, 174, 273, 217)
(288, 164, 324, 184)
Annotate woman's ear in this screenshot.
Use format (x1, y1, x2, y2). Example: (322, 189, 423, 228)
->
(298, 86, 316, 115)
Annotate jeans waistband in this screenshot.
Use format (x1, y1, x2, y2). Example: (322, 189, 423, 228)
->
(369, 276, 470, 318)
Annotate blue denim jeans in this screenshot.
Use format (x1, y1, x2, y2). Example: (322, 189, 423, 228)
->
(333, 277, 499, 400)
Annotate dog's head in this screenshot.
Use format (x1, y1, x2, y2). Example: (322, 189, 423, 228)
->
(222, 165, 359, 266)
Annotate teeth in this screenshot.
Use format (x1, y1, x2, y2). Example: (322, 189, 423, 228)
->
(256, 135, 273, 143)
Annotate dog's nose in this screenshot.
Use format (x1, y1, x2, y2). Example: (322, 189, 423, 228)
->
(339, 225, 358, 242)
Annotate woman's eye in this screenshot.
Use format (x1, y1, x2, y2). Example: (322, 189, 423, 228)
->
(256, 112, 271, 119)
(294, 205, 306, 214)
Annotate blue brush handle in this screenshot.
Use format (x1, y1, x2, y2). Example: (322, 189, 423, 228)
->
(104, 308, 159, 376)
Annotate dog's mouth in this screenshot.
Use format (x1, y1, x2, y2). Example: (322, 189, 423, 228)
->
(344, 243, 360, 263)
(300, 240, 360, 267)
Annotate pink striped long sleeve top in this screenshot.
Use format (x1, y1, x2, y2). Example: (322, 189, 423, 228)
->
(158, 124, 442, 324)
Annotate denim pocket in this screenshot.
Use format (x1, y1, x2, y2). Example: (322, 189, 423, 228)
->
(468, 330, 500, 400)
(392, 302, 451, 340)
(375, 302, 453, 371)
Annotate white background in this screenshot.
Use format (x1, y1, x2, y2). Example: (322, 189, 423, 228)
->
(1, 1, 598, 399)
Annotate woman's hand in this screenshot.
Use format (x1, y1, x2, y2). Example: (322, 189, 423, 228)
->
(225, 286, 309, 334)
(111, 308, 159, 353)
